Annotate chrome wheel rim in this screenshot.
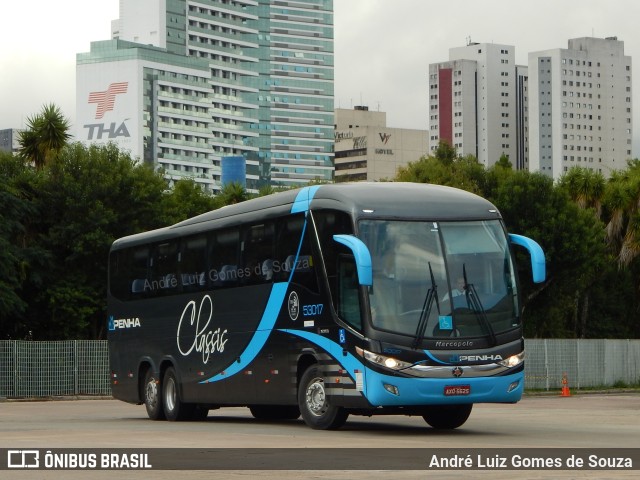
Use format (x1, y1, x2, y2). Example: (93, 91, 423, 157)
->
(145, 378, 158, 409)
(305, 378, 327, 416)
(165, 377, 177, 412)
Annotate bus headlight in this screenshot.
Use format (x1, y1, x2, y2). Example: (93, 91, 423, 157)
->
(355, 347, 412, 371)
(498, 351, 525, 368)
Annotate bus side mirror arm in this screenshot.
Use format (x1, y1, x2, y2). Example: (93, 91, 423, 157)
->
(509, 234, 546, 284)
(333, 235, 373, 286)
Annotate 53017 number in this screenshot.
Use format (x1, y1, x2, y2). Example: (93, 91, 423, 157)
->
(303, 304, 324, 316)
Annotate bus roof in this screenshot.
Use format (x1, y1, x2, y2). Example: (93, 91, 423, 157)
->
(111, 183, 501, 250)
(310, 182, 499, 220)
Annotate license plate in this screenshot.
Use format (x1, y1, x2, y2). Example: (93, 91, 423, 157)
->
(444, 385, 471, 396)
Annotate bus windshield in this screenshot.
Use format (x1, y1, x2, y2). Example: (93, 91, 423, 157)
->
(359, 219, 519, 341)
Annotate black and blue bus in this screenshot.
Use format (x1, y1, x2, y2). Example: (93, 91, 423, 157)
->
(107, 182, 545, 430)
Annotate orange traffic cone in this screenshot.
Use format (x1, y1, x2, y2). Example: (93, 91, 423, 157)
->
(561, 372, 571, 397)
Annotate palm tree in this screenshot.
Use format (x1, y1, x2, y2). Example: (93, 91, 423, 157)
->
(559, 167, 605, 215)
(18, 103, 71, 169)
(603, 161, 640, 267)
(217, 181, 248, 206)
(17, 128, 45, 169)
(603, 170, 630, 247)
(558, 167, 607, 337)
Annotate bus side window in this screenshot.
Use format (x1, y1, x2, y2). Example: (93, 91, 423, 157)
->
(129, 246, 151, 299)
(109, 249, 132, 300)
(275, 215, 318, 293)
(149, 242, 180, 296)
(210, 228, 240, 288)
(181, 235, 208, 292)
(313, 210, 353, 294)
(241, 222, 275, 285)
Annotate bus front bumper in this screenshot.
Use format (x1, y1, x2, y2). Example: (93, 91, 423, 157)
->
(362, 368, 524, 406)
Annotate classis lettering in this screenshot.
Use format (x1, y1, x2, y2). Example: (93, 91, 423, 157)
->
(176, 295, 228, 364)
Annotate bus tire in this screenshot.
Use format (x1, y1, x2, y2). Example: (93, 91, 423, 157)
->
(143, 369, 165, 420)
(298, 365, 348, 430)
(162, 367, 193, 421)
(422, 404, 472, 429)
(249, 405, 300, 420)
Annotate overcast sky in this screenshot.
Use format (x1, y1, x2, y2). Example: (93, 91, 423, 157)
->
(2, 0, 640, 152)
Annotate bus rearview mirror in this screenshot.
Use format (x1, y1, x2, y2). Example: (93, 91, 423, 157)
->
(509, 234, 546, 284)
(333, 235, 372, 286)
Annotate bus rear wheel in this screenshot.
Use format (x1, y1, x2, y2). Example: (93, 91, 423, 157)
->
(143, 369, 165, 420)
(162, 367, 194, 421)
(422, 404, 473, 429)
(298, 365, 348, 430)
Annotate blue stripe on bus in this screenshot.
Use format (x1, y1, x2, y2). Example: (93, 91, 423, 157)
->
(287, 219, 308, 284)
(279, 328, 367, 395)
(201, 186, 323, 384)
(201, 282, 289, 383)
(422, 349, 451, 365)
(291, 185, 321, 214)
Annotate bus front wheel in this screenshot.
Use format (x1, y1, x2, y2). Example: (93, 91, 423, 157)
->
(422, 404, 473, 429)
(143, 369, 165, 420)
(298, 365, 348, 430)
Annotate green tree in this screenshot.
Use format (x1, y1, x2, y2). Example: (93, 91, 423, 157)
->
(495, 153, 513, 170)
(162, 179, 216, 224)
(602, 160, 640, 267)
(0, 152, 49, 338)
(396, 152, 487, 194)
(433, 140, 458, 166)
(0, 154, 28, 336)
(24, 142, 168, 339)
(558, 167, 605, 215)
(18, 104, 71, 169)
(258, 184, 277, 197)
(215, 181, 248, 207)
(489, 171, 607, 337)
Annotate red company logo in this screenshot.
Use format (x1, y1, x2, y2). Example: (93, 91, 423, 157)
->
(88, 82, 128, 119)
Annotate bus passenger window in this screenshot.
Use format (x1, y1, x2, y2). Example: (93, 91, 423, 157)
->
(181, 235, 207, 291)
(129, 247, 151, 299)
(109, 249, 136, 300)
(150, 242, 179, 296)
(276, 215, 318, 293)
(242, 223, 275, 285)
(210, 229, 240, 288)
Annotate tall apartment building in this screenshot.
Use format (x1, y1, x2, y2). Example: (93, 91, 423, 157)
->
(429, 42, 528, 169)
(76, 0, 334, 192)
(334, 106, 428, 181)
(528, 37, 632, 179)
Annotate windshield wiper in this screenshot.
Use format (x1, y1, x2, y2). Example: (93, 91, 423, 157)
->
(462, 265, 497, 346)
(412, 263, 440, 349)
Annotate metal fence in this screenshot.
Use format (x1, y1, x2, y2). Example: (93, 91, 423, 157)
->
(0, 339, 639, 399)
(524, 338, 640, 390)
(0, 340, 111, 398)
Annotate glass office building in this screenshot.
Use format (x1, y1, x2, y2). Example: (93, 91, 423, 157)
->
(77, 0, 334, 192)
